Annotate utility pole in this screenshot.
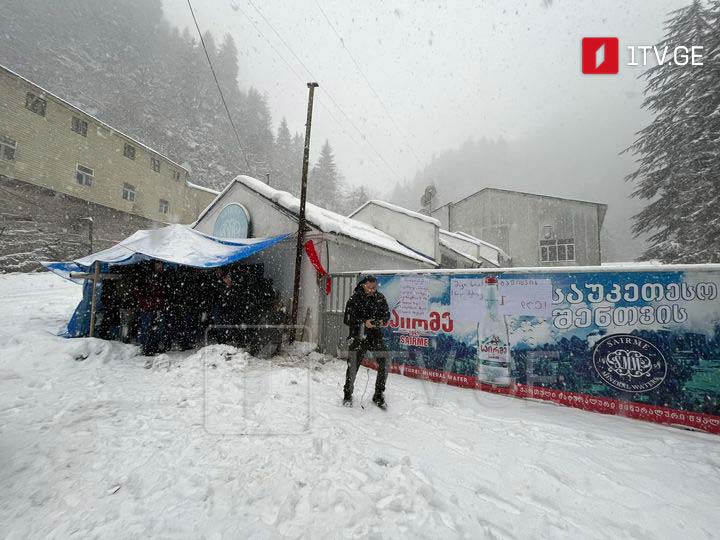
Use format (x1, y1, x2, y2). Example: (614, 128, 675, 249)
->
(290, 82, 319, 342)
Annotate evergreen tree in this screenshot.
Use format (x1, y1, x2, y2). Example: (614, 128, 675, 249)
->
(273, 118, 295, 192)
(309, 140, 340, 210)
(625, 0, 719, 262)
(342, 184, 375, 215)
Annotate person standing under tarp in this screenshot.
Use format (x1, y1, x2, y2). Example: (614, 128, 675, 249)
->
(137, 260, 170, 356)
(342, 275, 391, 409)
(211, 267, 245, 346)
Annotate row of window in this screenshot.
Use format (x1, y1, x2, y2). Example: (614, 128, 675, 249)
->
(75, 164, 170, 214)
(540, 238, 575, 262)
(24, 91, 182, 178)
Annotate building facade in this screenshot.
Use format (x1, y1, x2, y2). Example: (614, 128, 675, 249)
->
(0, 64, 217, 270)
(431, 188, 607, 267)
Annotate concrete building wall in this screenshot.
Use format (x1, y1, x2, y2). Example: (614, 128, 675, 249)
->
(351, 203, 440, 262)
(445, 189, 604, 267)
(0, 175, 157, 272)
(430, 204, 451, 230)
(0, 66, 216, 226)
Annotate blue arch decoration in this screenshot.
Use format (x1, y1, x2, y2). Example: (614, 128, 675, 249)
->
(213, 203, 251, 239)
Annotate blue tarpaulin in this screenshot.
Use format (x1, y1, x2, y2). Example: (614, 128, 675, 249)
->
(42, 224, 291, 336)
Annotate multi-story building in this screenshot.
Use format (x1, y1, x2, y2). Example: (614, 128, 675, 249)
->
(428, 187, 607, 267)
(0, 64, 218, 271)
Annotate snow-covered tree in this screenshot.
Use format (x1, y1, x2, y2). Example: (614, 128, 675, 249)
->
(625, 0, 720, 262)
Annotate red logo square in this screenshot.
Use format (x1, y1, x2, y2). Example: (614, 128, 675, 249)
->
(582, 37, 619, 74)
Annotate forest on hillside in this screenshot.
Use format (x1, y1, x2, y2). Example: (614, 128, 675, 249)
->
(1, 0, 364, 213)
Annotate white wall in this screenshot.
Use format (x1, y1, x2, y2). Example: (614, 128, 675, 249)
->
(194, 182, 298, 238)
(351, 203, 440, 263)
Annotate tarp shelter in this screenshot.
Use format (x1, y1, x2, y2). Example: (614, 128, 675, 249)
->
(42, 224, 290, 337)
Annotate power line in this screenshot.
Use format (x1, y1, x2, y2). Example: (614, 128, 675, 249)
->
(312, 0, 425, 164)
(230, 4, 373, 165)
(244, 0, 406, 184)
(230, 2, 394, 182)
(186, 0, 252, 173)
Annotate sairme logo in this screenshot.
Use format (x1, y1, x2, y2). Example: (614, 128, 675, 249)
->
(582, 37, 704, 74)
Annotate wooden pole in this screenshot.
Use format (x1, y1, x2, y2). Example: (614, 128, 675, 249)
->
(290, 82, 319, 342)
(88, 261, 100, 338)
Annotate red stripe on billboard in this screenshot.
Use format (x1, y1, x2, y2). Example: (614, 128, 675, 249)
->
(360, 360, 720, 435)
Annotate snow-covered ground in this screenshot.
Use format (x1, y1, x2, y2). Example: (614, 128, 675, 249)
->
(1, 273, 719, 539)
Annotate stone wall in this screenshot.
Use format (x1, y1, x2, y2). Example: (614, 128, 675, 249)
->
(0, 175, 158, 272)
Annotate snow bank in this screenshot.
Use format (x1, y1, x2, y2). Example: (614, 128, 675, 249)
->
(2, 273, 720, 538)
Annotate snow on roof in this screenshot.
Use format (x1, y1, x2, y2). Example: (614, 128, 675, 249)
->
(0, 64, 189, 173)
(349, 200, 441, 226)
(233, 176, 436, 265)
(440, 229, 509, 260)
(186, 181, 219, 196)
(438, 238, 484, 267)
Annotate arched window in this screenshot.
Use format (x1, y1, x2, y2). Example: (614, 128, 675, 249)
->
(213, 203, 251, 239)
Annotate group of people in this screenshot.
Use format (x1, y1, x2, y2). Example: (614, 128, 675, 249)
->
(95, 260, 283, 356)
(98, 264, 392, 407)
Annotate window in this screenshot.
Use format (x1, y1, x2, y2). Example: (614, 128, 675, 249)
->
(173, 170, 182, 181)
(540, 238, 575, 262)
(123, 143, 136, 160)
(159, 199, 169, 214)
(151, 157, 161, 172)
(25, 92, 46, 116)
(0, 135, 16, 160)
(122, 183, 136, 202)
(76, 165, 93, 187)
(71, 116, 88, 137)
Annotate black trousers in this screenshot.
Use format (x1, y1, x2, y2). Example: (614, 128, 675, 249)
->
(344, 336, 388, 399)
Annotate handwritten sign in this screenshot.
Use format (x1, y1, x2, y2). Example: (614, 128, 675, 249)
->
(498, 278, 553, 317)
(450, 278, 485, 322)
(398, 277, 430, 318)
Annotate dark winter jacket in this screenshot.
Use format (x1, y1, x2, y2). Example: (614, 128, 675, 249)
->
(137, 264, 170, 312)
(343, 280, 390, 341)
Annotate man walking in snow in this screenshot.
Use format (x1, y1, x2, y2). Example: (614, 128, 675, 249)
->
(342, 275, 391, 409)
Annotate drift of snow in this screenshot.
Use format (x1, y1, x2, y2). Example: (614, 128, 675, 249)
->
(1, 273, 719, 538)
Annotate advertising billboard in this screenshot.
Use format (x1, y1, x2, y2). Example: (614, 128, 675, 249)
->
(374, 268, 720, 434)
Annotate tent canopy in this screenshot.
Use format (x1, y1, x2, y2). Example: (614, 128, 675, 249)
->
(43, 224, 291, 280)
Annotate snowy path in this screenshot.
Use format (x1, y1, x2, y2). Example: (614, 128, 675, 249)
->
(1, 273, 719, 539)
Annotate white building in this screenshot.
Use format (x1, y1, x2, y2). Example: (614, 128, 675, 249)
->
(193, 176, 437, 341)
(349, 200, 507, 269)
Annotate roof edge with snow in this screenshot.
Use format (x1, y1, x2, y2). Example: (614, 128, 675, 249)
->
(349, 200, 441, 226)
(195, 176, 437, 267)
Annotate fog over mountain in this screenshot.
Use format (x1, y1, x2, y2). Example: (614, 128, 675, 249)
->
(3, 0, 692, 259)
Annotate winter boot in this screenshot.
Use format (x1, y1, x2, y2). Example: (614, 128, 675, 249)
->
(372, 393, 387, 410)
(343, 394, 353, 407)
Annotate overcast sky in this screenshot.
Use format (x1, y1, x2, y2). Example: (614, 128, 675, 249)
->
(162, 0, 689, 202)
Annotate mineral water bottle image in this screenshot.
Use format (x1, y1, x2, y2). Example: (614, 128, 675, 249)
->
(477, 276, 512, 386)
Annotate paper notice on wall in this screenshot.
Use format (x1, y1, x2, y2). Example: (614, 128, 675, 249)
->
(498, 278, 553, 317)
(450, 278, 486, 322)
(398, 276, 430, 318)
